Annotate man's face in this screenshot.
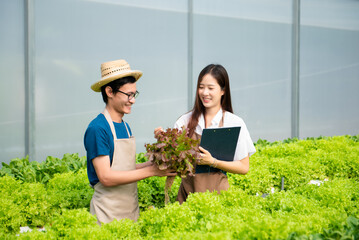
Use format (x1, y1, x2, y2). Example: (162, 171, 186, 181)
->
(108, 82, 137, 116)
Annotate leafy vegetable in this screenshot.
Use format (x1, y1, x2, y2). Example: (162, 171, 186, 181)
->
(1, 135, 358, 239)
(0, 153, 86, 184)
(145, 127, 200, 204)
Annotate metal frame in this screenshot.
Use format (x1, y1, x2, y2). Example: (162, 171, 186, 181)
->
(188, 0, 194, 110)
(291, 0, 300, 138)
(24, 0, 35, 161)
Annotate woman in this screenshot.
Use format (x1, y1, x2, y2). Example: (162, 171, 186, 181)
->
(157, 64, 256, 203)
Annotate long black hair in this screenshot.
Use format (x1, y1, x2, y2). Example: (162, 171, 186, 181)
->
(187, 64, 233, 137)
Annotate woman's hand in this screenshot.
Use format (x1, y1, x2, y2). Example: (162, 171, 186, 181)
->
(198, 146, 215, 166)
(154, 126, 163, 138)
(198, 147, 250, 174)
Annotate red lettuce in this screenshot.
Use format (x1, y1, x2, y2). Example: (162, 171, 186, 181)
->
(145, 127, 200, 204)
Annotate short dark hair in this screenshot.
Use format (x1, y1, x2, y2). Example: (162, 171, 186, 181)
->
(101, 76, 136, 103)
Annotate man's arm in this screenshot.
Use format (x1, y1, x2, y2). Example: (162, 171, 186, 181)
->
(136, 161, 152, 169)
(93, 155, 175, 187)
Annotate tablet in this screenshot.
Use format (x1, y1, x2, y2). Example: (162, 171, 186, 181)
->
(199, 127, 241, 161)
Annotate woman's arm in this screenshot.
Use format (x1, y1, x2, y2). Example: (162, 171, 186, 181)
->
(93, 155, 176, 187)
(198, 146, 249, 174)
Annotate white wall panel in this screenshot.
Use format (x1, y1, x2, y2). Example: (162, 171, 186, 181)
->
(300, 0, 359, 138)
(192, 0, 292, 142)
(0, 0, 26, 164)
(0, 0, 358, 164)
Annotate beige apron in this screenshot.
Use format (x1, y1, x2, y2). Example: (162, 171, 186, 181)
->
(177, 112, 229, 204)
(90, 109, 139, 225)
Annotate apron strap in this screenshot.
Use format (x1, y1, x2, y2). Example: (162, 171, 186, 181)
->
(102, 108, 132, 139)
(219, 111, 225, 127)
(122, 121, 131, 138)
(103, 108, 118, 140)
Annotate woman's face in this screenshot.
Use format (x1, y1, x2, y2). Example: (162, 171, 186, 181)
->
(198, 74, 224, 110)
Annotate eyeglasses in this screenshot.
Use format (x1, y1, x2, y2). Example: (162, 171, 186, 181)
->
(117, 90, 139, 100)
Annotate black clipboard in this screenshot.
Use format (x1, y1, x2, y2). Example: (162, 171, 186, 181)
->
(199, 127, 241, 161)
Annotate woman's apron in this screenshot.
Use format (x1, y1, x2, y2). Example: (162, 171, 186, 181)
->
(90, 109, 139, 225)
(177, 113, 230, 204)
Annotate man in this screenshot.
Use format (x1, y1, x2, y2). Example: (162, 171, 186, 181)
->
(84, 59, 175, 225)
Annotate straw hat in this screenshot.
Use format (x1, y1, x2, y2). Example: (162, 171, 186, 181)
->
(91, 59, 143, 92)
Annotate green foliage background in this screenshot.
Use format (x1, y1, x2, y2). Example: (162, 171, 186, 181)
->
(0, 135, 358, 239)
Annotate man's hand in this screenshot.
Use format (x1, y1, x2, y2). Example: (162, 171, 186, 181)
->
(148, 162, 177, 177)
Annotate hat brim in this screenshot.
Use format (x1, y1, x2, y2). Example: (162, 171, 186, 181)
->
(91, 70, 143, 92)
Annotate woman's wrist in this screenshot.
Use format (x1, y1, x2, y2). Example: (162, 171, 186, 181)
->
(210, 157, 218, 168)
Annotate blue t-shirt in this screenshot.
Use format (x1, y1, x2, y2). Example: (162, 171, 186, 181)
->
(84, 113, 132, 186)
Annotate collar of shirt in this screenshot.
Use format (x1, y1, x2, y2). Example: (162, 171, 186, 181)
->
(196, 108, 223, 134)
